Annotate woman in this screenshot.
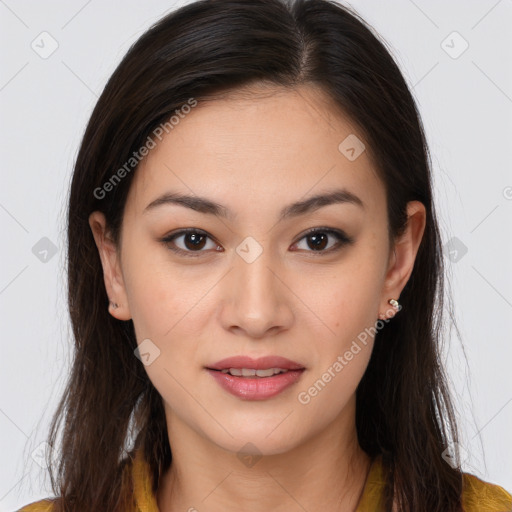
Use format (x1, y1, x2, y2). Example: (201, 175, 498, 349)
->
(18, 0, 512, 511)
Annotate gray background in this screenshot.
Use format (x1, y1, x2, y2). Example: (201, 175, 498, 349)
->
(1, 0, 511, 509)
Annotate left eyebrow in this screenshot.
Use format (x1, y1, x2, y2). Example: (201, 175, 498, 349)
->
(143, 187, 365, 222)
(279, 188, 365, 221)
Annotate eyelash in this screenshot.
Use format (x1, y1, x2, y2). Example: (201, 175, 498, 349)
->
(160, 227, 354, 258)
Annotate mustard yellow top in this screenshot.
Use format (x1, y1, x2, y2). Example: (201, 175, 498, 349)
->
(18, 448, 512, 512)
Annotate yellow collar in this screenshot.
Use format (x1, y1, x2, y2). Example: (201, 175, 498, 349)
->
(132, 447, 159, 512)
(131, 448, 512, 512)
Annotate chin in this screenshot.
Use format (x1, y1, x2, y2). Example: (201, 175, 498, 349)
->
(208, 427, 303, 459)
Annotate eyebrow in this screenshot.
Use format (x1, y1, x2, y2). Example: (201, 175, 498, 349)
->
(143, 187, 364, 222)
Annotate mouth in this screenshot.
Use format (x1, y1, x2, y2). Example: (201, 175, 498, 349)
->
(212, 367, 294, 377)
(206, 355, 305, 372)
(205, 355, 306, 400)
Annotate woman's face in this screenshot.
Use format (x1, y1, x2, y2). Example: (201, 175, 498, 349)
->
(90, 84, 424, 457)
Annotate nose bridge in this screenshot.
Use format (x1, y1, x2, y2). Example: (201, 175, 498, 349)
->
(235, 241, 279, 309)
(222, 237, 293, 336)
(237, 251, 276, 303)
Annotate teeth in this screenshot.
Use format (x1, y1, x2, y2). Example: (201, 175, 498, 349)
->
(219, 367, 289, 377)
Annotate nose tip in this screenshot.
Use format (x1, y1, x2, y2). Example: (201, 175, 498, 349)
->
(220, 259, 294, 339)
(231, 320, 283, 339)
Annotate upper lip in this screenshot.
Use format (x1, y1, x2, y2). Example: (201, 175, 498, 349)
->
(207, 356, 305, 371)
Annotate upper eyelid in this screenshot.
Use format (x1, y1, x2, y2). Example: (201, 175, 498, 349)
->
(163, 227, 343, 242)
(165, 228, 218, 245)
(163, 227, 350, 252)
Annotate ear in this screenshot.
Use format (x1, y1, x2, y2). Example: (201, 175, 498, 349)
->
(88, 211, 132, 321)
(379, 200, 426, 320)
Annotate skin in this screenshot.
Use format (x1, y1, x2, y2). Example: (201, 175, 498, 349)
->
(90, 83, 425, 512)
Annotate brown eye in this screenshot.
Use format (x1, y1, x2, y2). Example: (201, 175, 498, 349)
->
(291, 228, 353, 254)
(181, 232, 207, 250)
(162, 229, 221, 256)
(305, 232, 329, 251)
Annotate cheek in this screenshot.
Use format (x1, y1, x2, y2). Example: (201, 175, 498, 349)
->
(124, 259, 207, 408)
(303, 251, 384, 344)
(294, 342, 372, 442)
(295, 245, 384, 399)
(295, 277, 380, 422)
(122, 239, 207, 338)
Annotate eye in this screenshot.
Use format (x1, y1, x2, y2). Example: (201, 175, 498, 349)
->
(161, 227, 353, 258)
(161, 228, 222, 257)
(291, 227, 353, 254)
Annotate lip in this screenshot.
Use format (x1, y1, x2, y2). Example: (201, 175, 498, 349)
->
(205, 356, 306, 400)
(206, 368, 305, 400)
(206, 355, 305, 371)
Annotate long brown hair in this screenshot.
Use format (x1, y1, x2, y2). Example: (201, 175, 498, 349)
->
(44, 0, 464, 510)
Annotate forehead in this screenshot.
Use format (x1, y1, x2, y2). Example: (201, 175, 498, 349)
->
(125, 84, 385, 221)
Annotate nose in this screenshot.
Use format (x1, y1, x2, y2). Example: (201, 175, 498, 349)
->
(219, 249, 294, 339)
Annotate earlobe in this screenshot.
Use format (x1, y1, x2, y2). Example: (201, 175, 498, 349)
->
(88, 211, 131, 321)
(378, 201, 426, 320)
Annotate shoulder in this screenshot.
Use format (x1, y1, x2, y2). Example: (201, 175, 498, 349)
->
(16, 498, 57, 511)
(16, 449, 143, 512)
(461, 472, 512, 512)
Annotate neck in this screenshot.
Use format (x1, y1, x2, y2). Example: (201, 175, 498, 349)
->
(157, 402, 372, 512)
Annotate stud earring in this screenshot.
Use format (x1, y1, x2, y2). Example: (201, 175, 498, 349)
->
(109, 300, 119, 309)
(388, 298, 400, 311)
(378, 298, 401, 320)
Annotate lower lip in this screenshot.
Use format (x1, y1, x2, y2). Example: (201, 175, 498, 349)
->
(206, 369, 305, 400)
